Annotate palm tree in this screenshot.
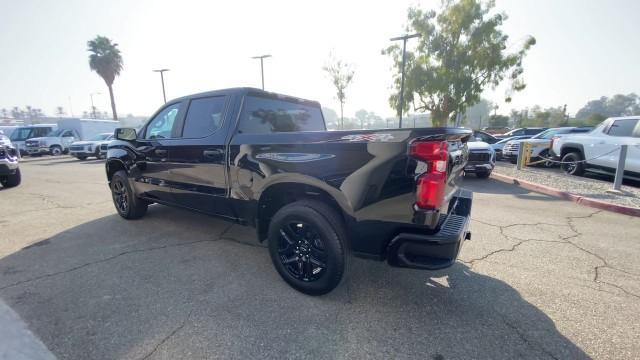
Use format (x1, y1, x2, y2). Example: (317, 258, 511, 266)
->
(0, 108, 8, 118)
(87, 35, 123, 120)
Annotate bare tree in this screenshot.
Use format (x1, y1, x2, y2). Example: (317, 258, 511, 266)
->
(323, 56, 354, 129)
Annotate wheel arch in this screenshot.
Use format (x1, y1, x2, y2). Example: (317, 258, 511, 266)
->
(105, 158, 128, 182)
(560, 143, 585, 159)
(255, 180, 352, 242)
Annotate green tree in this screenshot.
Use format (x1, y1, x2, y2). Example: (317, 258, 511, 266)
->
(488, 114, 509, 127)
(383, 0, 535, 126)
(323, 56, 354, 129)
(575, 93, 640, 120)
(88, 35, 123, 120)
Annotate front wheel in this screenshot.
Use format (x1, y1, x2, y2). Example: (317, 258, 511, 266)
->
(476, 171, 491, 179)
(110, 170, 148, 219)
(50, 146, 62, 156)
(561, 152, 585, 176)
(0, 168, 21, 188)
(268, 200, 348, 296)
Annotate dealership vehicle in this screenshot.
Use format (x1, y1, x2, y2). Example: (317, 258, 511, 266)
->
(9, 124, 57, 154)
(0, 144, 20, 188)
(464, 141, 495, 178)
(0, 126, 18, 138)
(490, 135, 533, 160)
(551, 117, 640, 180)
(69, 133, 114, 160)
(503, 127, 593, 165)
(106, 88, 473, 295)
(494, 127, 547, 140)
(25, 118, 118, 156)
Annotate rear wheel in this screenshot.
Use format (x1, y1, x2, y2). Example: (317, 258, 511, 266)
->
(110, 170, 148, 219)
(50, 145, 62, 156)
(76, 156, 87, 161)
(0, 168, 21, 188)
(268, 200, 348, 296)
(561, 152, 585, 176)
(537, 150, 554, 167)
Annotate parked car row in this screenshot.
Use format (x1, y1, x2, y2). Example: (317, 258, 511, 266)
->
(502, 127, 593, 165)
(8, 119, 118, 157)
(552, 117, 640, 181)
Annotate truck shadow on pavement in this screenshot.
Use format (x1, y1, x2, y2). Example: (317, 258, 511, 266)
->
(0, 205, 589, 360)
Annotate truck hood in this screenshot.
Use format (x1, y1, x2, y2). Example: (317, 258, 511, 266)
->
(71, 140, 102, 146)
(467, 141, 493, 151)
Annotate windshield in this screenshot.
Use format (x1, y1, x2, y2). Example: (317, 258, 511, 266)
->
(9, 127, 33, 141)
(532, 129, 567, 139)
(497, 137, 519, 144)
(89, 133, 112, 141)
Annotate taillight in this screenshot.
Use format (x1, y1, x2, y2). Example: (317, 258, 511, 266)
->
(409, 140, 448, 210)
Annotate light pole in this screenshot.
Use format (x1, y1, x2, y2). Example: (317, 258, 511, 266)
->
(390, 33, 420, 128)
(153, 69, 170, 103)
(251, 55, 271, 90)
(89, 92, 101, 119)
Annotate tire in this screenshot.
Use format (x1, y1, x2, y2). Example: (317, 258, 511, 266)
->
(268, 199, 348, 296)
(94, 148, 102, 159)
(561, 152, 585, 176)
(509, 158, 517, 164)
(1, 168, 21, 187)
(50, 145, 62, 156)
(537, 150, 554, 168)
(476, 171, 491, 179)
(110, 170, 148, 219)
(77, 156, 87, 161)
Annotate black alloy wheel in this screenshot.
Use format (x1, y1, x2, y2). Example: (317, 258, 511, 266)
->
(277, 221, 328, 282)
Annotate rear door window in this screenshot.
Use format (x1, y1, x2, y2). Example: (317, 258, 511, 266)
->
(237, 95, 325, 134)
(181, 96, 226, 138)
(607, 119, 638, 137)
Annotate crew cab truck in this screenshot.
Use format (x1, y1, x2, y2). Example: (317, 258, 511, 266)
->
(106, 88, 473, 295)
(552, 117, 640, 180)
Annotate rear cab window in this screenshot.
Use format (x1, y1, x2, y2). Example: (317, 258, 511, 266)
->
(237, 93, 325, 134)
(607, 119, 638, 137)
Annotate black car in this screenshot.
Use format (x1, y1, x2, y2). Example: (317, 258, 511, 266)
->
(105, 88, 474, 295)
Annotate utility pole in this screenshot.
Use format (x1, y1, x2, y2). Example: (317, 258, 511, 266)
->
(390, 33, 420, 128)
(251, 55, 271, 90)
(89, 92, 100, 119)
(153, 69, 170, 103)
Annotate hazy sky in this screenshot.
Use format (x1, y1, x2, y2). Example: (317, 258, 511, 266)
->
(1, 0, 639, 119)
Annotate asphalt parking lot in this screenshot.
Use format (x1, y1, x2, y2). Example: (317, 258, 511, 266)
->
(1, 156, 639, 359)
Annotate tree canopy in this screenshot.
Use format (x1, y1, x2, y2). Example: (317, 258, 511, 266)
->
(384, 0, 535, 126)
(575, 93, 639, 121)
(88, 35, 123, 120)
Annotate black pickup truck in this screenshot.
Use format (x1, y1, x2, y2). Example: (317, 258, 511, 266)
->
(106, 88, 473, 295)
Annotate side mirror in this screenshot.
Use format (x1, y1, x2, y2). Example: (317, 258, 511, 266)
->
(115, 128, 137, 141)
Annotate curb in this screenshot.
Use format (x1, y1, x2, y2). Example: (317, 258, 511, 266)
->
(491, 172, 640, 217)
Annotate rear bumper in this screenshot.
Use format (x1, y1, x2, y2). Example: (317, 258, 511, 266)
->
(387, 189, 472, 270)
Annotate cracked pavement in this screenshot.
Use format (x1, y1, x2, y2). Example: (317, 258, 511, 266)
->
(1, 156, 639, 359)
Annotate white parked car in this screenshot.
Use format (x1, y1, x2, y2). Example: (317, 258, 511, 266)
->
(464, 140, 496, 178)
(502, 127, 593, 165)
(551, 117, 640, 180)
(69, 133, 114, 160)
(0, 134, 12, 147)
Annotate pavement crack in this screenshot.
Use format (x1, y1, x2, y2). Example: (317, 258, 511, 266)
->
(140, 308, 193, 360)
(0, 239, 216, 291)
(501, 318, 559, 360)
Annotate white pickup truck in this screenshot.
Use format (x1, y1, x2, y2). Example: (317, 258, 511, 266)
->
(551, 116, 640, 180)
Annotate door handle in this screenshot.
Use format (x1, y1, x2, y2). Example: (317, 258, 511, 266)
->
(155, 149, 168, 156)
(203, 149, 223, 158)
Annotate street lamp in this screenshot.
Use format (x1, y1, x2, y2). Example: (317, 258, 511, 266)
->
(251, 55, 271, 90)
(153, 69, 170, 103)
(390, 33, 420, 128)
(89, 92, 101, 119)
